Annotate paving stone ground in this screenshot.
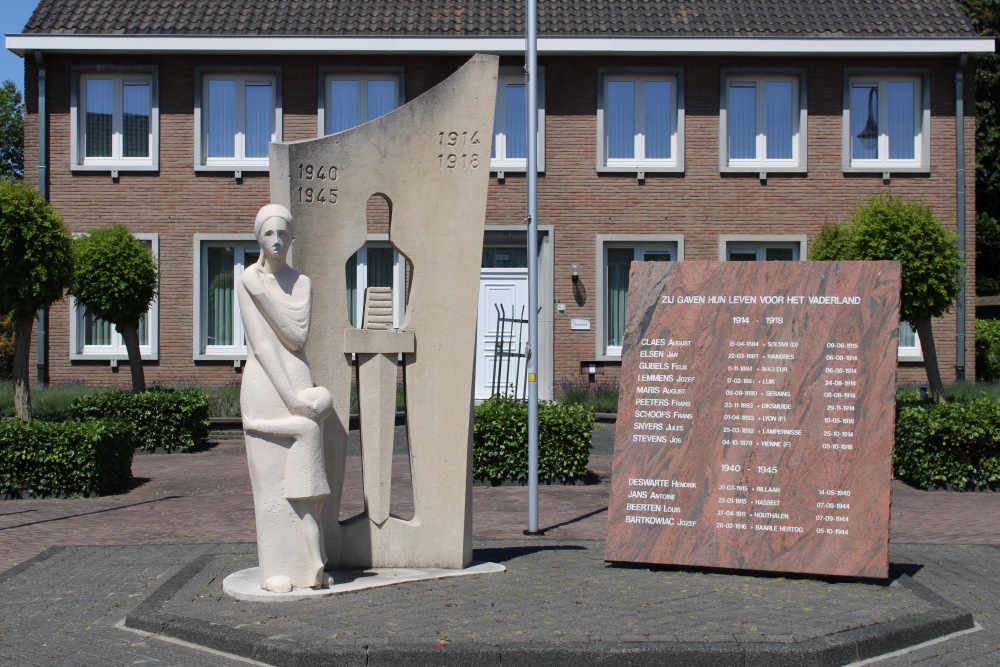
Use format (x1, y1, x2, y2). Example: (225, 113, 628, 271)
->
(1, 424, 999, 664)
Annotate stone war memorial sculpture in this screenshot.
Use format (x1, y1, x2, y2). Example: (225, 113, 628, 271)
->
(225, 54, 501, 599)
(605, 260, 900, 579)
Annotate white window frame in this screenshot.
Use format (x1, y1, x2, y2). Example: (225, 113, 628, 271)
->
(317, 68, 404, 136)
(347, 238, 407, 329)
(69, 233, 159, 361)
(842, 70, 930, 173)
(720, 70, 807, 173)
(898, 320, 923, 362)
(491, 67, 545, 173)
(194, 68, 281, 172)
(193, 234, 258, 360)
(721, 237, 805, 262)
(70, 67, 159, 173)
(595, 234, 684, 359)
(597, 69, 684, 173)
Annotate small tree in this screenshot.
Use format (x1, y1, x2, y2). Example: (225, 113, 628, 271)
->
(0, 80, 23, 182)
(71, 225, 158, 392)
(0, 180, 73, 419)
(811, 193, 962, 403)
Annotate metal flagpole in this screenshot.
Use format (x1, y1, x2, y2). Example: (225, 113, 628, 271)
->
(525, 0, 542, 535)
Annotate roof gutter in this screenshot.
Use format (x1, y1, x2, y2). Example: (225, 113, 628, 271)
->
(6, 34, 996, 57)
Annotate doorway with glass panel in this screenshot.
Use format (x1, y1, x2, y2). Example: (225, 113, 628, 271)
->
(475, 245, 529, 400)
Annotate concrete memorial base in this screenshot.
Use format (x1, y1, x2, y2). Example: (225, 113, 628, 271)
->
(121, 541, 975, 667)
(223, 561, 506, 602)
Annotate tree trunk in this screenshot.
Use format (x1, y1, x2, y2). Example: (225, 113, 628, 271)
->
(118, 321, 146, 393)
(12, 314, 33, 421)
(914, 318, 946, 404)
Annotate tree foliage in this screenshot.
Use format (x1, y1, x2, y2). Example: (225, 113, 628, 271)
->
(0, 80, 23, 182)
(810, 193, 963, 402)
(71, 225, 158, 392)
(977, 211, 1000, 294)
(0, 316, 12, 380)
(0, 181, 73, 320)
(959, 0, 1000, 293)
(0, 180, 73, 419)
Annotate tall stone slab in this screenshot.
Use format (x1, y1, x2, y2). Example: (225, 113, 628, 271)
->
(269, 55, 497, 570)
(605, 261, 900, 578)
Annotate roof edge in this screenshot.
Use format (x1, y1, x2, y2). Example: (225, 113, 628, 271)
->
(6, 34, 996, 57)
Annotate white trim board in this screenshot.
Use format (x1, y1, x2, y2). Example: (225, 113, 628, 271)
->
(7, 35, 996, 57)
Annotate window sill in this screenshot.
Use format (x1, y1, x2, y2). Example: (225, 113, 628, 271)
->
(843, 165, 928, 175)
(71, 351, 158, 361)
(72, 163, 158, 173)
(721, 164, 806, 174)
(491, 164, 527, 173)
(196, 164, 269, 173)
(195, 351, 249, 361)
(897, 350, 924, 363)
(598, 164, 683, 174)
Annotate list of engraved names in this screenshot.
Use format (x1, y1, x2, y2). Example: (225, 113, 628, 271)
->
(605, 262, 898, 577)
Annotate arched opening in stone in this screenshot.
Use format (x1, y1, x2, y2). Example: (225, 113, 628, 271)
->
(340, 193, 414, 523)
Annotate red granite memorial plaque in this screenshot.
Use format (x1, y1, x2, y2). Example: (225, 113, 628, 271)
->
(604, 261, 900, 578)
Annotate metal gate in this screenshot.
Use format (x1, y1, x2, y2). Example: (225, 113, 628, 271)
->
(490, 304, 529, 400)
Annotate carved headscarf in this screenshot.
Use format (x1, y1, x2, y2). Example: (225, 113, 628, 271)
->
(254, 204, 295, 240)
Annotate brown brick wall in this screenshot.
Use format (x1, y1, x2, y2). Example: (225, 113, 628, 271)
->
(22, 52, 977, 390)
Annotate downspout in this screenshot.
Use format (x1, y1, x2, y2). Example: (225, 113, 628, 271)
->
(35, 51, 48, 385)
(955, 54, 968, 381)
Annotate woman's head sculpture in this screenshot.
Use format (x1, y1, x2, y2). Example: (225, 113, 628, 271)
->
(254, 203, 295, 240)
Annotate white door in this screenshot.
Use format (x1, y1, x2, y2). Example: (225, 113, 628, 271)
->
(475, 269, 529, 400)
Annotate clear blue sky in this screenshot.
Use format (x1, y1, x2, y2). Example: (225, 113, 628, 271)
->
(1, 0, 42, 91)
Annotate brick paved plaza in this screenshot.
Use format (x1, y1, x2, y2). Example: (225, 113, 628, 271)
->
(2, 425, 1000, 664)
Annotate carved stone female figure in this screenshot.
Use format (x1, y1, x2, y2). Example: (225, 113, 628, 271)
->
(239, 204, 333, 592)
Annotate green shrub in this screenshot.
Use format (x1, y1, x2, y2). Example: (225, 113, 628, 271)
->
(70, 386, 210, 452)
(0, 419, 132, 498)
(473, 396, 594, 484)
(0, 381, 99, 421)
(205, 382, 242, 418)
(556, 378, 620, 413)
(977, 319, 1000, 382)
(895, 396, 1000, 490)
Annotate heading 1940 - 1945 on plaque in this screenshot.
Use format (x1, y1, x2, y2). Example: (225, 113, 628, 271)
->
(605, 260, 901, 579)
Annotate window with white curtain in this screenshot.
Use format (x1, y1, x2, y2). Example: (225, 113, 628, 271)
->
(346, 244, 406, 328)
(491, 69, 545, 172)
(847, 74, 925, 169)
(598, 72, 681, 171)
(70, 235, 159, 360)
(72, 71, 157, 171)
(898, 320, 923, 361)
(195, 70, 280, 170)
(721, 72, 805, 171)
(194, 239, 259, 359)
(601, 243, 677, 356)
(324, 74, 400, 135)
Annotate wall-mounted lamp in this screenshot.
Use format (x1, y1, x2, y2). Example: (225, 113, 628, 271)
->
(571, 263, 579, 283)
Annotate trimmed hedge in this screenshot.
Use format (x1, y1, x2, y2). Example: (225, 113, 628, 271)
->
(0, 419, 133, 498)
(70, 387, 210, 452)
(895, 396, 1000, 490)
(473, 396, 594, 484)
(976, 319, 1000, 382)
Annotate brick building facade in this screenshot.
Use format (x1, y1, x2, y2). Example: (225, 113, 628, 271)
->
(7, 0, 994, 397)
